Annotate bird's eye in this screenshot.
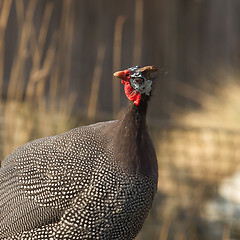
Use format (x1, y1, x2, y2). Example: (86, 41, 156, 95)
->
(134, 78, 143, 84)
(125, 73, 130, 77)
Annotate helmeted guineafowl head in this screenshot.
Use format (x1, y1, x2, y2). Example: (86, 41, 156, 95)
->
(114, 65, 158, 105)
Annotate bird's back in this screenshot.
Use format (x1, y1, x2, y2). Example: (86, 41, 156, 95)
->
(0, 120, 157, 239)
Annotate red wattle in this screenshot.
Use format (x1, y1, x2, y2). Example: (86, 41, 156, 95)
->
(124, 82, 141, 106)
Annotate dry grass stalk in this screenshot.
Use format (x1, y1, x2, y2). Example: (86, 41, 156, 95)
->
(61, 0, 74, 92)
(35, 34, 56, 98)
(7, 0, 37, 101)
(159, 218, 171, 240)
(133, 0, 143, 65)
(0, 0, 12, 100)
(87, 44, 106, 121)
(49, 0, 74, 102)
(26, 1, 54, 100)
(112, 15, 126, 118)
(15, 0, 24, 30)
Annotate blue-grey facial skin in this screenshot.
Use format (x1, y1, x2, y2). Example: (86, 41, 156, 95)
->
(129, 66, 152, 96)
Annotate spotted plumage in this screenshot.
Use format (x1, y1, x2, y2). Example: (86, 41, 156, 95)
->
(0, 66, 158, 239)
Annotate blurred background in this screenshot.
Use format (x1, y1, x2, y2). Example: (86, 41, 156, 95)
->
(1, 0, 240, 239)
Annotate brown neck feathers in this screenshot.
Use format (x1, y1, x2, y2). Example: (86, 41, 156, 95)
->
(115, 97, 157, 176)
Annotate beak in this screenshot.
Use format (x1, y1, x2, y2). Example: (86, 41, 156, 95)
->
(113, 70, 125, 79)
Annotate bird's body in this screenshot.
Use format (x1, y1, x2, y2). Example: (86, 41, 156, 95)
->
(0, 66, 158, 239)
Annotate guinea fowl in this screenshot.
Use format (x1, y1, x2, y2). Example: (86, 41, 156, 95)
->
(0, 65, 158, 239)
